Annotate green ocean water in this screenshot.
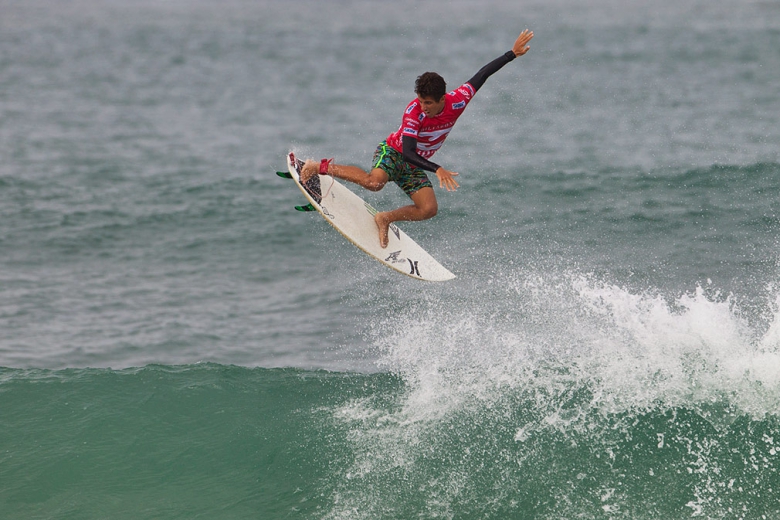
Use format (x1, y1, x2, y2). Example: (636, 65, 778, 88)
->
(1, 362, 779, 519)
(2, 0, 780, 517)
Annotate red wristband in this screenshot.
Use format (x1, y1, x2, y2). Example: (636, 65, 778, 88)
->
(320, 158, 333, 175)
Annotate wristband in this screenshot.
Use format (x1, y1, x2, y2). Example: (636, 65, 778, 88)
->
(320, 158, 333, 175)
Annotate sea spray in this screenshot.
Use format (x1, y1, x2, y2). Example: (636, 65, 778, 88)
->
(325, 271, 780, 518)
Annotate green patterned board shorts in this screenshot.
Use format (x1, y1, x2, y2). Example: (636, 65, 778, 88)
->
(372, 141, 433, 197)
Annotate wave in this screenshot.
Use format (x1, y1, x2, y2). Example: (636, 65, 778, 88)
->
(2, 280, 780, 518)
(327, 270, 780, 519)
(0, 364, 399, 519)
(4, 163, 780, 517)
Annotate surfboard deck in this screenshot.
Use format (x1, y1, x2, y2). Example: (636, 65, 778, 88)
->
(283, 152, 456, 282)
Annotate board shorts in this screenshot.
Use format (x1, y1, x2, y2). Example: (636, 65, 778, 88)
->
(372, 141, 433, 197)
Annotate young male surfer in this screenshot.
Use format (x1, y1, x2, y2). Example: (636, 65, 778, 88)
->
(301, 29, 534, 248)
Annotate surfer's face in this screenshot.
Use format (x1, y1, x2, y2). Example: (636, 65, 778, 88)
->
(418, 95, 446, 117)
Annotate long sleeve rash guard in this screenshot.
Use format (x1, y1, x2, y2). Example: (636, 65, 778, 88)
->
(397, 50, 517, 173)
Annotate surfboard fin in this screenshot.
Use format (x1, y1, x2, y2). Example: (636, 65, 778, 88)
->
(294, 203, 316, 212)
(276, 171, 293, 179)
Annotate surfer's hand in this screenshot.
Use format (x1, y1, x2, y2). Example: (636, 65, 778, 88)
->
(435, 167, 460, 192)
(512, 29, 533, 57)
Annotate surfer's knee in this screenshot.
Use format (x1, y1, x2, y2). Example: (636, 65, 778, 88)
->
(364, 170, 388, 191)
(418, 199, 438, 219)
(364, 179, 386, 191)
(410, 187, 437, 219)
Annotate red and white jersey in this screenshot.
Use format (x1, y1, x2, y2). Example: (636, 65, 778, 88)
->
(386, 82, 476, 159)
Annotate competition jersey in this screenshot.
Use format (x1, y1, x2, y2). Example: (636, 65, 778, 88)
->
(385, 82, 476, 159)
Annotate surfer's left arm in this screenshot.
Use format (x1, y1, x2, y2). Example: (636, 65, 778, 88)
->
(467, 29, 534, 92)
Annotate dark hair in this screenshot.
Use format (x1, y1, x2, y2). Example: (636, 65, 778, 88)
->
(415, 72, 446, 100)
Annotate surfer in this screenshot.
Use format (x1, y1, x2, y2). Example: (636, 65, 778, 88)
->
(301, 29, 534, 248)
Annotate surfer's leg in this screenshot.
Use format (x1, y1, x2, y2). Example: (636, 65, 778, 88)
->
(301, 160, 389, 191)
(374, 187, 438, 248)
(331, 165, 389, 191)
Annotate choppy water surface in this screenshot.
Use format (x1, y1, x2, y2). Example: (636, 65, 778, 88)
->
(2, 0, 780, 518)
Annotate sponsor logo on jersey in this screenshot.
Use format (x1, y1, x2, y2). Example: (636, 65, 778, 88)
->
(452, 101, 466, 110)
(403, 127, 418, 136)
(405, 102, 418, 114)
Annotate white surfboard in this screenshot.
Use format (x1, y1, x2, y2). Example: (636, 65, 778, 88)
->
(284, 152, 456, 281)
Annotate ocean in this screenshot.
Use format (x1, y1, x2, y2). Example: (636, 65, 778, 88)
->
(1, 0, 780, 518)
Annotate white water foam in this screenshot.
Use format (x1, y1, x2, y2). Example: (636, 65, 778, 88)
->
(326, 271, 780, 518)
(372, 272, 780, 422)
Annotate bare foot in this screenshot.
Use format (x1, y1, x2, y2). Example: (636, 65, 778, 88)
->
(374, 212, 391, 248)
(299, 160, 318, 183)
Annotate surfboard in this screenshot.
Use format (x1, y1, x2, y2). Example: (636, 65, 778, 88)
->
(278, 152, 456, 281)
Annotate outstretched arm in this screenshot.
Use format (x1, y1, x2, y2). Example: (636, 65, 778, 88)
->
(467, 29, 533, 92)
